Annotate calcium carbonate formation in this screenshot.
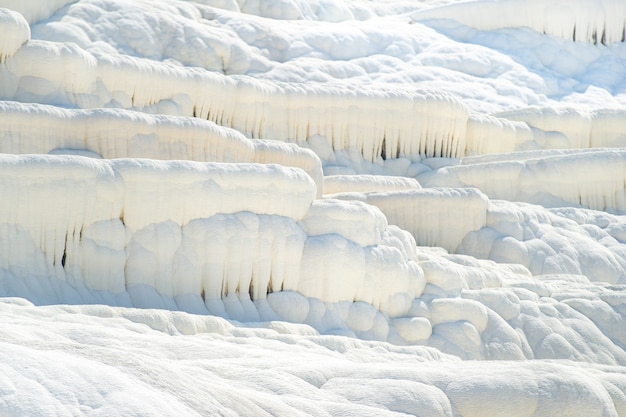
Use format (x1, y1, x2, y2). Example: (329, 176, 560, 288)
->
(1, 3, 625, 170)
(0, 100, 324, 196)
(419, 149, 626, 212)
(0, 7, 29, 61)
(0, 155, 423, 318)
(1, 1, 626, 415)
(412, 0, 626, 45)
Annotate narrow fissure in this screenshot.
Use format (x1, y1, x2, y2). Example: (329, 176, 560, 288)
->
(601, 28, 607, 45)
(380, 137, 387, 160)
(267, 276, 273, 296)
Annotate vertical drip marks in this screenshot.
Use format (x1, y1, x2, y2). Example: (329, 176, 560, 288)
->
(1, 41, 466, 163)
(180, 76, 470, 162)
(380, 137, 387, 161)
(266, 276, 273, 295)
(248, 276, 255, 301)
(54, 231, 69, 270)
(173, 213, 305, 305)
(600, 28, 607, 45)
(63, 227, 72, 272)
(412, 0, 626, 45)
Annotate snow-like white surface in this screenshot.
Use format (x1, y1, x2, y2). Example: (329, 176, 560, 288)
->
(0, 8, 29, 61)
(0, 0, 74, 25)
(2, 0, 626, 415)
(497, 106, 626, 149)
(459, 200, 626, 283)
(0, 100, 325, 195)
(1, 34, 474, 160)
(412, 0, 626, 45)
(3, 298, 626, 417)
(329, 187, 489, 252)
(420, 149, 626, 212)
(0, 155, 423, 319)
(323, 174, 421, 195)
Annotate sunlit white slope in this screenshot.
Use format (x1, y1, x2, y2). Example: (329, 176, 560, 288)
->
(0, 17, 474, 168)
(4, 154, 626, 369)
(3, 298, 625, 417)
(1, 0, 626, 415)
(0, 8, 28, 61)
(327, 185, 626, 284)
(3, 152, 626, 370)
(26, 0, 626, 110)
(0, 0, 75, 24)
(0, 100, 324, 196)
(412, 0, 626, 45)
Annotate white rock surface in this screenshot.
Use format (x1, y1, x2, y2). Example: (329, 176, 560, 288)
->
(413, 0, 626, 45)
(0, 1, 625, 415)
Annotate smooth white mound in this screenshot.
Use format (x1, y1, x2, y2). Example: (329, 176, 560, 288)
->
(2, 299, 626, 417)
(0, 101, 254, 160)
(465, 113, 534, 155)
(0, 8, 29, 61)
(251, 139, 324, 197)
(299, 199, 388, 247)
(459, 200, 626, 283)
(330, 187, 489, 252)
